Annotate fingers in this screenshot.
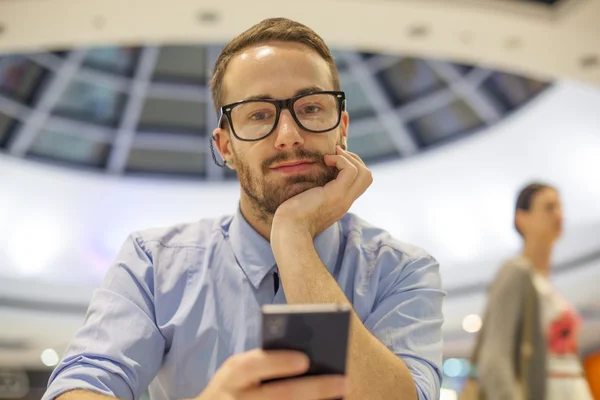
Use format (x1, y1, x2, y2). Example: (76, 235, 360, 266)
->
(324, 148, 359, 191)
(345, 150, 367, 167)
(242, 374, 347, 400)
(219, 349, 310, 391)
(342, 149, 373, 198)
(325, 146, 372, 200)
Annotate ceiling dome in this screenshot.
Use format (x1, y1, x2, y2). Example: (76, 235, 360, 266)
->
(0, 45, 548, 180)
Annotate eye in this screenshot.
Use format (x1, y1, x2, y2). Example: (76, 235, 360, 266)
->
(249, 111, 271, 121)
(299, 104, 322, 114)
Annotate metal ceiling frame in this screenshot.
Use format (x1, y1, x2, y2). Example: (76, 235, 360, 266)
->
(7, 50, 86, 157)
(29, 53, 209, 102)
(340, 51, 418, 157)
(107, 46, 159, 174)
(427, 60, 502, 124)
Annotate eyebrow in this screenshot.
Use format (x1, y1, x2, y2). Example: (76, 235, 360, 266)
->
(242, 86, 327, 102)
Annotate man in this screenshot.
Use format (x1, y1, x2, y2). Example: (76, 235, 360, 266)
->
(43, 17, 444, 400)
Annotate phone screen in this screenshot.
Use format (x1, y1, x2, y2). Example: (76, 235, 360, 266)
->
(261, 303, 351, 378)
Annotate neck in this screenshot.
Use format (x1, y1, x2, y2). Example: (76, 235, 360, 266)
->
(522, 238, 554, 276)
(239, 195, 273, 241)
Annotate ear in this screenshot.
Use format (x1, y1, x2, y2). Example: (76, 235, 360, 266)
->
(339, 111, 349, 150)
(213, 127, 235, 168)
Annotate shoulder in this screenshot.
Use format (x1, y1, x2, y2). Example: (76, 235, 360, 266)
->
(130, 214, 233, 253)
(121, 215, 234, 286)
(341, 213, 435, 264)
(488, 256, 533, 296)
(495, 256, 532, 283)
(340, 213, 440, 295)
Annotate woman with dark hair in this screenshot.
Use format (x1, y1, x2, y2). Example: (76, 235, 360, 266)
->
(473, 183, 593, 400)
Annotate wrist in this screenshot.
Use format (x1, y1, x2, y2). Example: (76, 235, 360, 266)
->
(270, 222, 314, 260)
(271, 214, 313, 239)
(271, 222, 313, 246)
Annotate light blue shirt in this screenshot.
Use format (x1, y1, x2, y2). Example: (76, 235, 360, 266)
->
(43, 210, 444, 400)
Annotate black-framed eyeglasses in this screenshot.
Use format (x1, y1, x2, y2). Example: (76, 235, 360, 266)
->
(217, 91, 346, 142)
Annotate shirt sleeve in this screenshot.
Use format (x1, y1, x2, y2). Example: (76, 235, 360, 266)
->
(363, 250, 445, 400)
(42, 234, 166, 400)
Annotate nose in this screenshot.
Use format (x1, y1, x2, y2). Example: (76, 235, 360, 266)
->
(555, 207, 564, 226)
(273, 110, 304, 150)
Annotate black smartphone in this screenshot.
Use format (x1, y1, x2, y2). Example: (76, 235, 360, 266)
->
(261, 303, 351, 381)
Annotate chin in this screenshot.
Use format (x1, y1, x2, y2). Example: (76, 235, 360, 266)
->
(281, 181, 318, 198)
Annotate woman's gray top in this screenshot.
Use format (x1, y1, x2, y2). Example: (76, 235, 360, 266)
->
(476, 257, 547, 400)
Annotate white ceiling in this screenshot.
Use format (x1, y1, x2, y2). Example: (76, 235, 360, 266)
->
(1, 80, 599, 368)
(1, 0, 599, 85)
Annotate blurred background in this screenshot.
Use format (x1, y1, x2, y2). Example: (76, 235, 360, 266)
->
(0, 0, 599, 399)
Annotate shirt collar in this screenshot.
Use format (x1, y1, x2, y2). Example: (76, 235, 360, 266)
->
(228, 207, 341, 289)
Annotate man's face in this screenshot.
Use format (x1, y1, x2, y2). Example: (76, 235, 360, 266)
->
(215, 41, 348, 217)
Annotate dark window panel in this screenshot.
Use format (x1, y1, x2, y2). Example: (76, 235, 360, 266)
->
(0, 119, 19, 148)
(451, 62, 475, 75)
(53, 80, 126, 127)
(376, 58, 447, 106)
(0, 111, 20, 148)
(83, 46, 139, 76)
(359, 52, 379, 60)
(341, 78, 377, 120)
(516, 0, 560, 4)
(28, 129, 110, 168)
(408, 99, 484, 147)
(51, 50, 69, 58)
(152, 46, 208, 85)
(330, 49, 348, 71)
(347, 126, 400, 163)
(126, 147, 206, 176)
(0, 55, 49, 105)
(482, 71, 548, 112)
(0, 111, 11, 144)
(138, 97, 206, 135)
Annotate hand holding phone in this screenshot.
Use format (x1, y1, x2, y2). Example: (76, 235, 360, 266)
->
(193, 349, 346, 400)
(193, 303, 350, 400)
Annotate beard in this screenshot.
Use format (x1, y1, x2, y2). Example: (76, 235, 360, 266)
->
(234, 147, 338, 221)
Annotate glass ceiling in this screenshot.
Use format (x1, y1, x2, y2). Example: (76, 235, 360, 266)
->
(0, 44, 549, 180)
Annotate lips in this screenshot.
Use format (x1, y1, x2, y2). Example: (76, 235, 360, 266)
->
(270, 160, 316, 174)
(271, 161, 311, 168)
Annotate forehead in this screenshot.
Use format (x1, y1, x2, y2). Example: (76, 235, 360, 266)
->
(222, 41, 334, 104)
(531, 188, 559, 207)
